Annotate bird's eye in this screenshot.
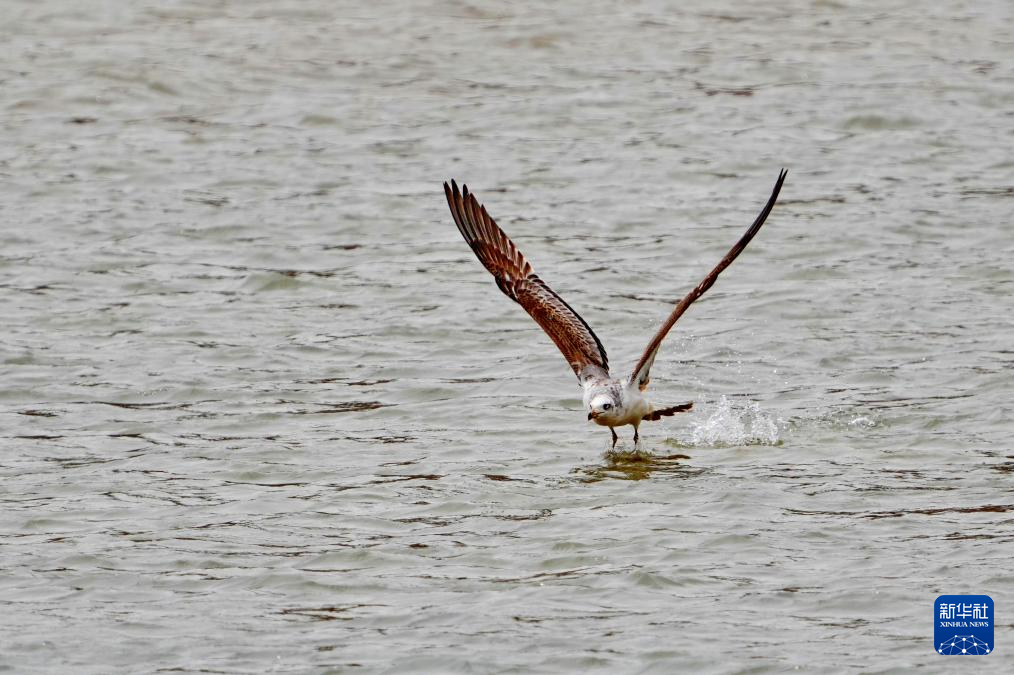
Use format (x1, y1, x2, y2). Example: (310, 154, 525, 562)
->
(603, 403, 612, 411)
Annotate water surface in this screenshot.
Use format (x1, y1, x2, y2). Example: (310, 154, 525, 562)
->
(2, 1, 1012, 672)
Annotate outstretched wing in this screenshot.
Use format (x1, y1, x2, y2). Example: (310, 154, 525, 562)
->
(629, 169, 787, 390)
(444, 180, 609, 383)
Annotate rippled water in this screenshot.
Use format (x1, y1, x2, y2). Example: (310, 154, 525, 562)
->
(2, 1, 1012, 672)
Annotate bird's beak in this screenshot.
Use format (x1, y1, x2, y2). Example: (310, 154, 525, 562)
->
(588, 411, 598, 420)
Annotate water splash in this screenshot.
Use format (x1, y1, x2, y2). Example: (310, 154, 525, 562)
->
(676, 395, 782, 447)
(807, 409, 881, 431)
(846, 415, 877, 429)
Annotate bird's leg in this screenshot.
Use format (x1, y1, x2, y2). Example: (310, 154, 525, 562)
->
(610, 427, 618, 449)
(633, 428, 640, 449)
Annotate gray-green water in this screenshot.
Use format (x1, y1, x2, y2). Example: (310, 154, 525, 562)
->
(2, 1, 1012, 672)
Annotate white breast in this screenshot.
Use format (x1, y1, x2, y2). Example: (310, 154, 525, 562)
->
(617, 387, 651, 425)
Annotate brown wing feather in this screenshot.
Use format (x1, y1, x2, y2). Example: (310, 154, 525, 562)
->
(630, 169, 787, 390)
(444, 180, 609, 382)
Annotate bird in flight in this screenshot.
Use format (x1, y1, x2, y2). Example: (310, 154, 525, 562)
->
(443, 170, 787, 449)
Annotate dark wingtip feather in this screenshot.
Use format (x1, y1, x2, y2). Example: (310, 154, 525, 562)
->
(643, 401, 694, 421)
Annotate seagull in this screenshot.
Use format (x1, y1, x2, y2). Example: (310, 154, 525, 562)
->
(443, 169, 787, 449)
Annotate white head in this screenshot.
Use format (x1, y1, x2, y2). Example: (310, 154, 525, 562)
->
(586, 392, 619, 424)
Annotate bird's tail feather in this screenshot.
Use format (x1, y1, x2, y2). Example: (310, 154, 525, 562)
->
(642, 402, 693, 421)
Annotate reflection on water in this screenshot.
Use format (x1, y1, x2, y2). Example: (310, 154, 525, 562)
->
(574, 451, 702, 482)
